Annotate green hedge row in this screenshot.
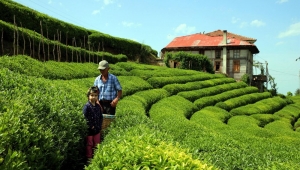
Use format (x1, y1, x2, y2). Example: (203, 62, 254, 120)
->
(250, 114, 281, 128)
(115, 61, 167, 71)
(215, 92, 272, 111)
(0, 20, 127, 63)
(0, 68, 87, 169)
(0, 0, 90, 46)
(148, 96, 281, 169)
(226, 115, 282, 139)
(190, 106, 231, 129)
(194, 86, 258, 109)
(89, 33, 157, 61)
(1, 0, 158, 61)
(149, 96, 300, 169)
(118, 76, 154, 97)
(130, 68, 197, 80)
(163, 77, 236, 95)
(86, 88, 214, 169)
(230, 97, 288, 116)
(88, 125, 213, 170)
(147, 73, 225, 88)
(177, 82, 248, 102)
(0, 56, 134, 80)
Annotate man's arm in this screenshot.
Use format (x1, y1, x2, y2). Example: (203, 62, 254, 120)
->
(111, 90, 122, 107)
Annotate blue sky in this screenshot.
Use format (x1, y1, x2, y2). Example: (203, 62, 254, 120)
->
(12, 0, 300, 95)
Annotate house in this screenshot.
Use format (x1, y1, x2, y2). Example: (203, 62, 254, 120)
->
(161, 30, 260, 81)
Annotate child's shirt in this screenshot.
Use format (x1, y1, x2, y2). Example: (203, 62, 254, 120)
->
(83, 101, 103, 135)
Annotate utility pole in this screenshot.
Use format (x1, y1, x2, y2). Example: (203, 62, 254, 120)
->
(297, 57, 300, 91)
(265, 61, 268, 89)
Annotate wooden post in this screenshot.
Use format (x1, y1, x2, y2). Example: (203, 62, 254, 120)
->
(13, 15, 16, 55)
(102, 40, 104, 60)
(59, 31, 61, 61)
(16, 20, 19, 55)
(33, 30, 35, 58)
(74, 37, 78, 62)
(84, 36, 86, 62)
(40, 21, 45, 61)
(56, 30, 60, 61)
(1, 28, 3, 55)
(28, 36, 32, 57)
(53, 34, 56, 61)
(80, 40, 82, 63)
(72, 37, 74, 62)
(65, 32, 68, 61)
(20, 22, 25, 55)
(47, 28, 49, 60)
(88, 43, 90, 62)
(38, 36, 41, 60)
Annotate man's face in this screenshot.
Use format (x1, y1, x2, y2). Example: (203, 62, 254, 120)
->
(100, 68, 109, 75)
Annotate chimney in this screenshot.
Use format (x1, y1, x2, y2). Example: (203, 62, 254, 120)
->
(222, 30, 227, 74)
(223, 30, 227, 45)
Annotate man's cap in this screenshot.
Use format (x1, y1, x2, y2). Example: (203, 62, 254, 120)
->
(98, 60, 109, 70)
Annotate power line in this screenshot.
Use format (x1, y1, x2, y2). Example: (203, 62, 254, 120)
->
(254, 54, 266, 62)
(268, 69, 299, 77)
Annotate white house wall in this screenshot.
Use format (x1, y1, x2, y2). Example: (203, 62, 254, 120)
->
(204, 50, 213, 58)
(167, 49, 254, 81)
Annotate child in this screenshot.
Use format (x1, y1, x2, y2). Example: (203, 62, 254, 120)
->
(83, 86, 103, 161)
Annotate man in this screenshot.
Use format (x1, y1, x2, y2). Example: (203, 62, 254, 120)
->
(94, 60, 122, 115)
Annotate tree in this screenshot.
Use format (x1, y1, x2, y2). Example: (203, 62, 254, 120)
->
(295, 88, 300, 96)
(287, 91, 293, 96)
(241, 73, 250, 85)
(268, 75, 277, 96)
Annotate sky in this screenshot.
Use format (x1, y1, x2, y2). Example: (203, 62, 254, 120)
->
(12, 0, 300, 95)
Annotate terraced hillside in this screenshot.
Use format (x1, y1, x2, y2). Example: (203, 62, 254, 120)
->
(1, 56, 300, 170)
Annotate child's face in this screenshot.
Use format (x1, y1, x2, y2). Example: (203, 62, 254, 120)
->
(89, 92, 98, 103)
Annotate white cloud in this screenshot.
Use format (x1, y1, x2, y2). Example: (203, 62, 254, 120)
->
(166, 24, 196, 40)
(239, 22, 248, 28)
(278, 22, 300, 38)
(231, 17, 240, 24)
(92, 10, 100, 15)
(276, 0, 288, 4)
(104, 0, 114, 5)
(48, 0, 52, 4)
(122, 21, 141, 27)
(174, 24, 196, 34)
(251, 20, 266, 27)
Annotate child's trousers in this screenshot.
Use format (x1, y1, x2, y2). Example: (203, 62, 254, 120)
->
(86, 133, 101, 158)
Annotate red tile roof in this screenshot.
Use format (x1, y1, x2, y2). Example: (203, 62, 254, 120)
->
(162, 31, 259, 54)
(205, 30, 257, 43)
(165, 33, 253, 47)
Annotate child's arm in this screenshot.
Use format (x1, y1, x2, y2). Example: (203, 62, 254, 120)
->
(83, 105, 94, 129)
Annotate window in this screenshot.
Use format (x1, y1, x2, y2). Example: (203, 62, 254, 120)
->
(215, 61, 221, 72)
(233, 50, 240, 58)
(199, 50, 204, 55)
(227, 50, 230, 58)
(215, 50, 221, 59)
(233, 60, 240, 72)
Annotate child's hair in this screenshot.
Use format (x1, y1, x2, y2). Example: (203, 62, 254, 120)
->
(86, 86, 99, 97)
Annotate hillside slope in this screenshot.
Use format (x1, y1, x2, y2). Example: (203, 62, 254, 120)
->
(1, 56, 300, 170)
(0, 0, 158, 64)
